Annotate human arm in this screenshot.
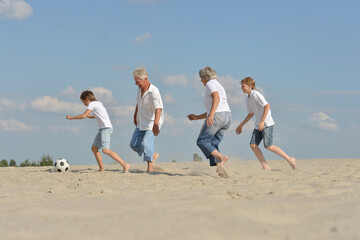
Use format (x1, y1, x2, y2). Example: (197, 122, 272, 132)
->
(152, 108, 162, 136)
(66, 109, 92, 120)
(206, 91, 220, 126)
(258, 104, 270, 131)
(187, 112, 207, 121)
(133, 104, 138, 126)
(236, 113, 254, 135)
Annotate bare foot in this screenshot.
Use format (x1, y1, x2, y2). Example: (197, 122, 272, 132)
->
(98, 169, 105, 172)
(218, 155, 229, 167)
(217, 166, 229, 178)
(147, 161, 154, 173)
(289, 157, 296, 170)
(153, 153, 159, 166)
(262, 165, 271, 171)
(123, 163, 131, 173)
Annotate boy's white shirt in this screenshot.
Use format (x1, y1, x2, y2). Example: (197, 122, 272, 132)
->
(203, 79, 231, 115)
(246, 90, 275, 129)
(87, 101, 113, 129)
(136, 83, 164, 131)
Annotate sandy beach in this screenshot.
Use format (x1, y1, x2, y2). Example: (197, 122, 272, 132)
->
(1, 158, 359, 240)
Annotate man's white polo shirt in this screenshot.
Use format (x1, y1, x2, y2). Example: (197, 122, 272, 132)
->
(246, 90, 275, 129)
(136, 83, 164, 131)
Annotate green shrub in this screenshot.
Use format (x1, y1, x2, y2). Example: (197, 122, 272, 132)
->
(193, 153, 202, 162)
(20, 159, 32, 167)
(9, 159, 17, 167)
(0, 159, 9, 167)
(39, 154, 53, 166)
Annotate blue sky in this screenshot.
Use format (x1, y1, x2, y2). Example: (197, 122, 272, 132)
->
(1, 0, 359, 165)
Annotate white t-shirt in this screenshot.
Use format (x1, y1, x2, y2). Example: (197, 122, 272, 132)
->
(203, 79, 231, 115)
(246, 90, 275, 129)
(87, 101, 113, 129)
(136, 84, 164, 131)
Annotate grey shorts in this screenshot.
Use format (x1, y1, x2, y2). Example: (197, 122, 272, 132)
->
(250, 125, 274, 149)
(93, 128, 113, 149)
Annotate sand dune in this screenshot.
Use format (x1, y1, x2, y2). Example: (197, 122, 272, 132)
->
(1, 158, 359, 240)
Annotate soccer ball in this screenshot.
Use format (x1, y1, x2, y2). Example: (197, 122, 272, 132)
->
(54, 158, 70, 172)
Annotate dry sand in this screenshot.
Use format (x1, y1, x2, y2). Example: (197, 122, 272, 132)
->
(1, 158, 359, 240)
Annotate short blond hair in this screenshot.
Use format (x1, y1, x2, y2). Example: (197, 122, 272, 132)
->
(133, 68, 148, 79)
(199, 66, 217, 81)
(241, 77, 256, 90)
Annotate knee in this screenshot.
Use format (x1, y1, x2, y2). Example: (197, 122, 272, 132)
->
(91, 145, 98, 153)
(250, 144, 257, 150)
(102, 148, 110, 155)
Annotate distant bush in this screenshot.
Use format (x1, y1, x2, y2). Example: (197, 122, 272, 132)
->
(9, 159, 17, 167)
(39, 154, 53, 166)
(0, 159, 9, 167)
(20, 159, 32, 167)
(193, 153, 203, 162)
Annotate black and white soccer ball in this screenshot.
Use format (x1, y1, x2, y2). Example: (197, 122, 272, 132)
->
(54, 158, 70, 172)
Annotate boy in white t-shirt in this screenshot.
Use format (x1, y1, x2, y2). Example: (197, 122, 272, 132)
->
(235, 77, 296, 170)
(66, 90, 131, 172)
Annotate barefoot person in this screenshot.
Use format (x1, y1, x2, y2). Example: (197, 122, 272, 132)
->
(130, 68, 164, 173)
(66, 90, 131, 172)
(236, 77, 296, 170)
(187, 66, 231, 175)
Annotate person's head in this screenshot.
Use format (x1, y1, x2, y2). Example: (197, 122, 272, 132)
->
(199, 66, 217, 86)
(133, 68, 150, 90)
(241, 77, 256, 94)
(80, 90, 97, 106)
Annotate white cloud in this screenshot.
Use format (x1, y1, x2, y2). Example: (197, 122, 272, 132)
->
(163, 93, 175, 104)
(31, 96, 84, 114)
(133, 32, 152, 45)
(91, 87, 118, 106)
(0, 0, 32, 20)
(218, 74, 244, 105)
(59, 86, 76, 97)
(49, 125, 81, 133)
(110, 106, 135, 118)
(306, 112, 339, 131)
(0, 98, 26, 111)
(163, 74, 188, 86)
(0, 118, 36, 132)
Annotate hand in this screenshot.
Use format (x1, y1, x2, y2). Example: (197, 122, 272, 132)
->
(206, 114, 214, 126)
(187, 114, 197, 121)
(258, 121, 265, 131)
(236, 125, 243, 135)
(153, 124, 160, 136)
(66, 115, 72, 120)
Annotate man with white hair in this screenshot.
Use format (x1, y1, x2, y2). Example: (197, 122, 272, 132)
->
(129, 68, 164, 173)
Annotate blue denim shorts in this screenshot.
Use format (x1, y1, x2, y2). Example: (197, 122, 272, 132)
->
(93, 128, 113, 149)
(250, 125, 274, 149)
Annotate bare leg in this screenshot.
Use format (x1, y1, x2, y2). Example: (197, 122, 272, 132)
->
(102, 149, 131, 173)
(250, 144, 271, 170)
(147, 161, 154, 173)
(266, 145, 296, 170)
(92, 145, 105, 172)
(211, 150, 229, 167)
(153, 152, 159, 166)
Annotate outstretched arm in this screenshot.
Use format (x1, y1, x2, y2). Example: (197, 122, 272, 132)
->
(66, 109, 92, 120)
(187, 112, 207, 121)
(236, 113, 254, 134)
